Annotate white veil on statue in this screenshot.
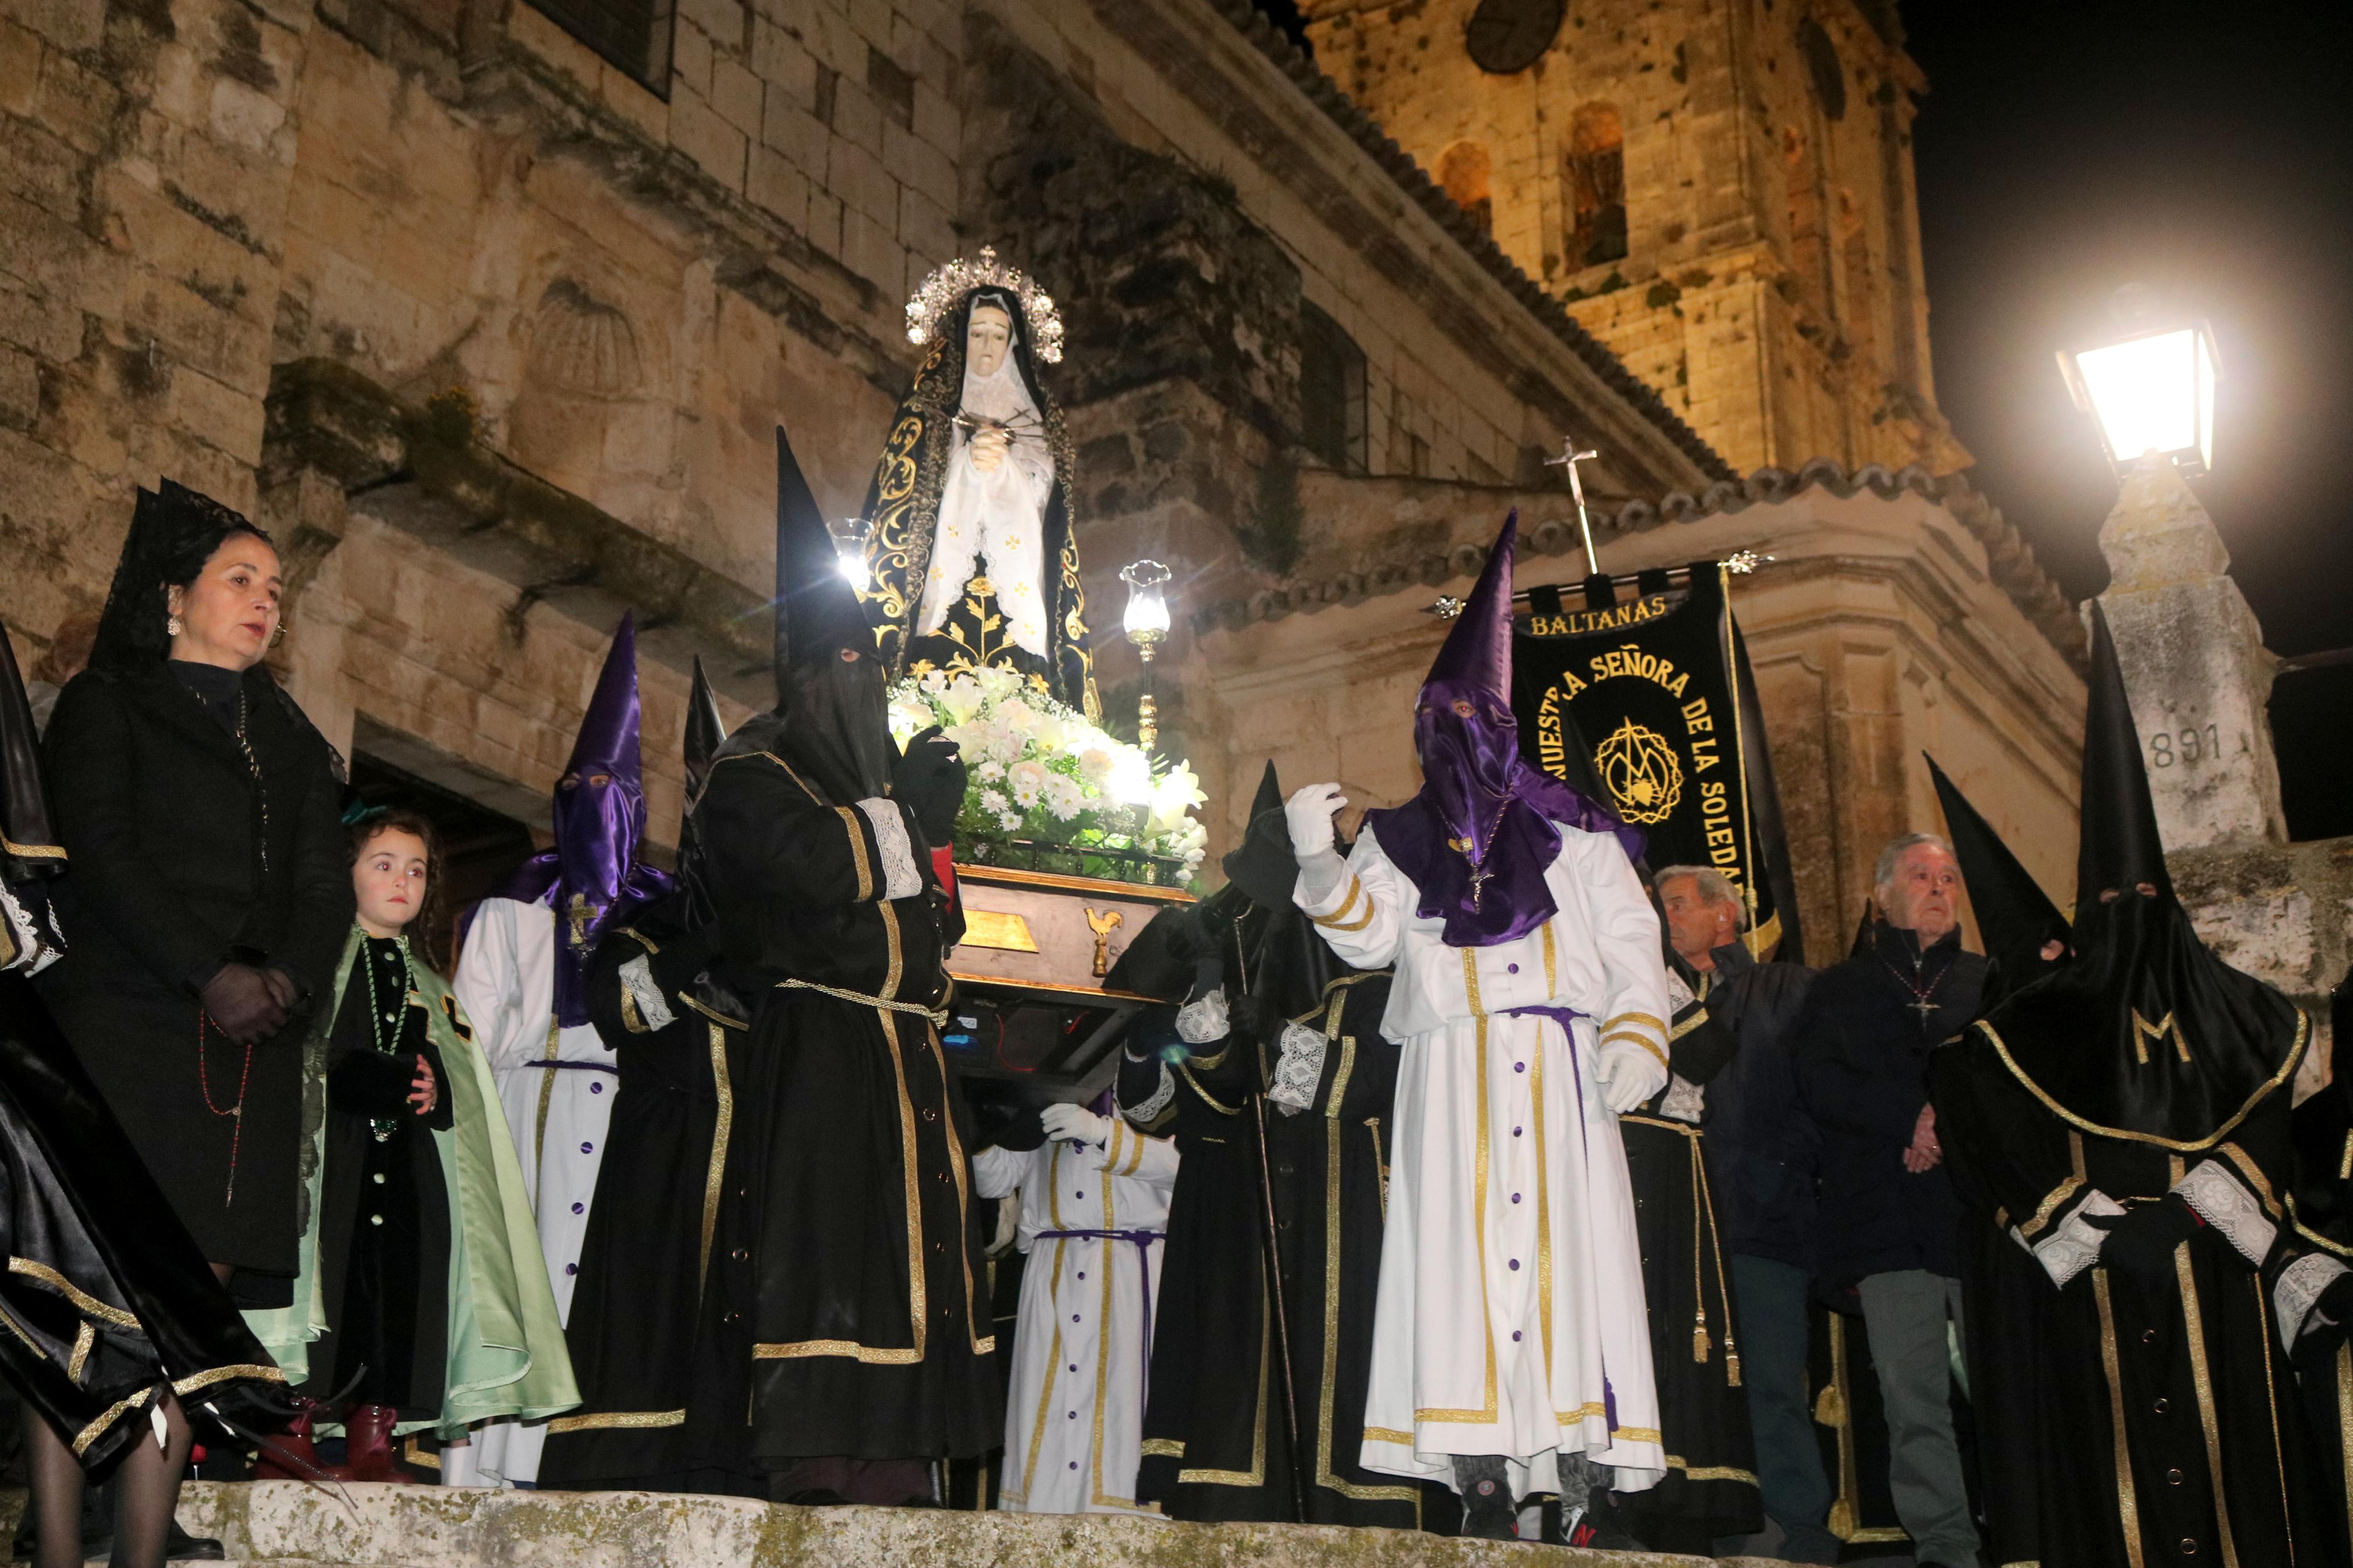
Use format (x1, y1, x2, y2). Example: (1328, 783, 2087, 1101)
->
(916, 293, 1057, 659)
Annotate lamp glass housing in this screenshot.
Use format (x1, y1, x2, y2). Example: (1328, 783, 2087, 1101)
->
(1120, 560, 1172, 639)
(2059, 321, 2219, 477)
(829, 518, 873, 593)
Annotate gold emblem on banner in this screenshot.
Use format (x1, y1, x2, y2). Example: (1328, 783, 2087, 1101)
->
(1595, 719, 1685, 825)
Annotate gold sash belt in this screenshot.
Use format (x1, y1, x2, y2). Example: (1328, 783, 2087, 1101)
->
(774, 979, 949, 1028)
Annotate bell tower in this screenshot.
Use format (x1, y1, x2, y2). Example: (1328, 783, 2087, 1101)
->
(1302, 0, 1969, 477)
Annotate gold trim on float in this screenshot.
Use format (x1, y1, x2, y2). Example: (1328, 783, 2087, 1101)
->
(957, 909, 1040, 952)
(546, 1409, 684, 1434)
(956, 863, 1197, 904)
(8, 1260, 139, 1330)
(944, 970, 1162, 1005)
(1974, 1013, 2306, 1153)
(2174, 1244, 2238, 1567)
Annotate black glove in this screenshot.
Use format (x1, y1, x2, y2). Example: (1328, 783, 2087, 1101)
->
(1229, 992, 1280, 1048)
(2083, 1196, 2203, 1296)
(892, 725, 966, 848)
(200, 962, 289, 1044)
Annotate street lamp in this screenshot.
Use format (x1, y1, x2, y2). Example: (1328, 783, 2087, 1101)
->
(2057, 312, 2221, 478)
(1120, 559, 1172, 751)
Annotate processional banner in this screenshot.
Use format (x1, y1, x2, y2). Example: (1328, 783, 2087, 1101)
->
(1511, 564, 1805, 963)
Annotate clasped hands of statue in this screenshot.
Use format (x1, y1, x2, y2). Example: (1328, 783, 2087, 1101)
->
(1284, 782, 1660, 1115)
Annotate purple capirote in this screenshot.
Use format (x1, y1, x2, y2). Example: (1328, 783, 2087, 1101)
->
(1362, 512, 1641, 948)
(487, 610, 673, 1025)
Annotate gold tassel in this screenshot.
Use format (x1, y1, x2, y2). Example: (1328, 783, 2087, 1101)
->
(1724, 1339, 1742, 1387)
(1692, 1311, 1710, 1364)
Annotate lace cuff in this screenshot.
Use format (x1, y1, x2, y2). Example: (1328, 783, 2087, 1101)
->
(2174, 1158, 2277, 1268)
(618, 953, 677, 1032)
(1176, 988, 1229, 1044)
(1122, 1059, 1176, 1126)
(1659, 1073, 1706, 1124)
(2274, 1251, 2350, 1350)
(2018, 1189, 2123, 1288)
(856, 798, 924, 901)
(1268, 1022, 1327, 1116)
(0, 881, 63, 976)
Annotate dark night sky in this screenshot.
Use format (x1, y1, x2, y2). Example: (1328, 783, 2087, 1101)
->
(1254, 0, 2351, 837)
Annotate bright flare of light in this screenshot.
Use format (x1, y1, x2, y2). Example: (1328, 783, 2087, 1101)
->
(837, 549, 871, 593)
(1108, 749, 1155, 805)
(2065, 325, 2217, 475)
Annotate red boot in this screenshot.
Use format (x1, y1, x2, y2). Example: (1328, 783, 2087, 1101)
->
(253, 1398, 350, 1482)
(340, 1405, 418, 1483)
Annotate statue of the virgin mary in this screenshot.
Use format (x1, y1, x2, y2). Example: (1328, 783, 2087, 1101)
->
(858, 247, 1098, 719)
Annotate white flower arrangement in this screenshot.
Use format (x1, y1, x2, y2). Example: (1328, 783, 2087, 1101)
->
(890, 666, 1206, 887)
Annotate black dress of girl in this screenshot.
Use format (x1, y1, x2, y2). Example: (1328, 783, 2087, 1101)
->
(308, 936, 453, 1413)
(0, 620, 290, 1471)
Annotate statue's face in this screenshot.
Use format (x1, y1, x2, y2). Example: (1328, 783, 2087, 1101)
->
(966, 303, 1013, 379)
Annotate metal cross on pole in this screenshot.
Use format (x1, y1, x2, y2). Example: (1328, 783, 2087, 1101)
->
(1543, 438, 1602, 576)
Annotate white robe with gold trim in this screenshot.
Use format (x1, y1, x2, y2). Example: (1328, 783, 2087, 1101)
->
(448, 894, 616, 1485)
(973, 1120, 1177, 1514)
(1296, 820, 1670, 1498)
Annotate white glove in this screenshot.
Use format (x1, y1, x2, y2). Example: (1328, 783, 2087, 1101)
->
(1286, 783, 1349, 902)
(1284, 783, 1346, 859)
(1595, 1044, 1668, 1115)
(1041, 1103, 1112, 1149)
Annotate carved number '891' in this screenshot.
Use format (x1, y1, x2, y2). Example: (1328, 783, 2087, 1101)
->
(2149, 724, 2221, 768)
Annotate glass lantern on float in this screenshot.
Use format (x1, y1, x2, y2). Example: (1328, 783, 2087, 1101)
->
(1120, 559, 1172, 751)
(827, 517, 874, 592)
(2057, 292, 2221, 478)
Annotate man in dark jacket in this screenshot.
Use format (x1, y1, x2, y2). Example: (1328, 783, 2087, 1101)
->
(1790, 835, 1984, 1568)
(1656, 866, 1829, 1563)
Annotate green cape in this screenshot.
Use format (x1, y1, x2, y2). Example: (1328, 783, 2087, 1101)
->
(244, 928, 579, 1437)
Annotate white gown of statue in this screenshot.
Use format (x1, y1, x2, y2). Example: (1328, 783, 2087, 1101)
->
(972, 1119, 1176, 1514)
(448, 894, 617, 1485)
(915, 347, 1056, 661)
(1295, 820, 1671, 1499)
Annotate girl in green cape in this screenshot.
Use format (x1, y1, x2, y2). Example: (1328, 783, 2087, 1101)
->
(245, 810, 576, 1481)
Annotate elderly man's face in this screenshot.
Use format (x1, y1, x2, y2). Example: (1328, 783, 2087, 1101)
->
(1658, 874, 1741, 967)
(1880, 842, 1961, 944)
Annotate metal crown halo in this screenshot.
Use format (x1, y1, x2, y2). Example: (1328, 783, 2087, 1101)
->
(904, 246, 1065, 364)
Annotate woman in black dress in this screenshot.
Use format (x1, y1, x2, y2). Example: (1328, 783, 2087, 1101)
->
(31, 482, 350, 1550)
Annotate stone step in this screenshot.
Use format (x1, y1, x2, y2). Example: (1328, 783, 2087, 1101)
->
(159, 1480, 1787, 1567)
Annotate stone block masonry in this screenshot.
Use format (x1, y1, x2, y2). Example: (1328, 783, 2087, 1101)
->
(145, 1479, 1769, 1567)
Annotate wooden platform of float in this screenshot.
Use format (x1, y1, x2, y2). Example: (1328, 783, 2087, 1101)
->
(942, 861, 1195, 1094)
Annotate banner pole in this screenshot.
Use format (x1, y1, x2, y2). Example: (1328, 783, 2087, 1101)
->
(1543, 438, 1602, 577)
(1720, 561, 1762, 949)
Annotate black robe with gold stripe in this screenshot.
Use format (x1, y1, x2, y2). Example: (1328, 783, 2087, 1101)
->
(1934, 1017, 2334, 1568)
(1610, 986, 1762, 1551)
(2285, 1068, 2353, 1568)
(1131, 975, 1454, 1529)
(684, 741, 997, 1471)
(537, 893, 748, 1491)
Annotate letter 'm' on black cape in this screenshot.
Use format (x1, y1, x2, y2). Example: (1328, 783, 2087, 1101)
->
(1926, 755, 2070, 1007)
(1970, 604, 2304, 1145)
